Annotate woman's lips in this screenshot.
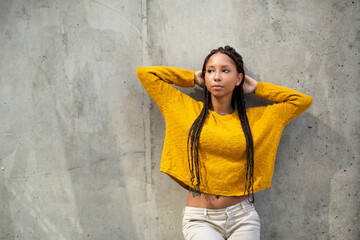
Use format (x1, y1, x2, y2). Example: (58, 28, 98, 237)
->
(212, 85, 223, 90)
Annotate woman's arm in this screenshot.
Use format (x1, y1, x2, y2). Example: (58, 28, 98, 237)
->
(136, 66, 195, 112)
(253, 80, 313, 125)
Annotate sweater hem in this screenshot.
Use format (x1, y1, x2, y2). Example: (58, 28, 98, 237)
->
(161, 169, 272, 197)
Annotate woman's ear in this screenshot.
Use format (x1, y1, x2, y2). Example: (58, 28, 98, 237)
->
(236, 73, 244, 86)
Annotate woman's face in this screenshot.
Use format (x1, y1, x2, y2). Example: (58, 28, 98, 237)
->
(204, 53, 243, 100)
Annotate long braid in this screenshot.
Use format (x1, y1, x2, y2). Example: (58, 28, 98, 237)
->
(187, 86, 210, 194)
(234, 82, 255, 202)
(187, 46, 255, 202)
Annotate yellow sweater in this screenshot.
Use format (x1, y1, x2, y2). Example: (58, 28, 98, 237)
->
(136, 66, 313, 196)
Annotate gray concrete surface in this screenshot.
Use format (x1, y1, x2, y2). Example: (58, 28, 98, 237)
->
(0, 0, 359, 239)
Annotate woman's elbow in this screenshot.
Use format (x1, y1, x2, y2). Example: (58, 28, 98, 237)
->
(302, 94, 313, 110)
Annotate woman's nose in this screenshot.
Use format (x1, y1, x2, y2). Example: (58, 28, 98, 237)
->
(214, 71, 221, 81)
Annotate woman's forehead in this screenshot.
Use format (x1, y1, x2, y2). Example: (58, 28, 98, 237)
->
(207, 53, 236, 67)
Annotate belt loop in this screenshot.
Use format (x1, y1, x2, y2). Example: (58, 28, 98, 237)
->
(204, 209, 207, 218)
(225, 206, 230, 218)
(240, 201, 247, 213)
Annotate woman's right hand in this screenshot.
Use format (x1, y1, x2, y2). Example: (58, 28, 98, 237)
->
(194, 71, 205, 88)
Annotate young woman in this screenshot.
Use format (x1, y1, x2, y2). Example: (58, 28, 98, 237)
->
(136, 46, 312, 240)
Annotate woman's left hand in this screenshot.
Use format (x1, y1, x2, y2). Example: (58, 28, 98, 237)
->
(242, 75, 258, 95)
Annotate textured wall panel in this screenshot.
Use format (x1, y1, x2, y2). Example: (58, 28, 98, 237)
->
(0, 0, 359, 239)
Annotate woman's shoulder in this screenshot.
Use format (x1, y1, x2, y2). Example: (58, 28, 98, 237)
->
(166, 92, 203, 115)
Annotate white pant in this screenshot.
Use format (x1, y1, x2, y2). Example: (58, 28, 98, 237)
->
(182, 200, 260, 240)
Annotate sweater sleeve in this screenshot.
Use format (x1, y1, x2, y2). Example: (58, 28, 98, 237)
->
(254, 82, 313, 125)
(136, 66, 195, 112)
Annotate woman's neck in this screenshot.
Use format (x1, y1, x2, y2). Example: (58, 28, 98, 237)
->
(210, 96, 234, 115)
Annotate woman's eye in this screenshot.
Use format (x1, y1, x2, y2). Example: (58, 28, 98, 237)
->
(223, 69, 230, 73)
(207, 70, 214, 73)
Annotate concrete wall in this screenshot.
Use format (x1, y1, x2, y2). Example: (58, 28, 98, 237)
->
(0, 0, 358, 239)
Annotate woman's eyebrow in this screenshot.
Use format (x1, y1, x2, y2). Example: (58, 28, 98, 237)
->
(207, 65, 231, 68)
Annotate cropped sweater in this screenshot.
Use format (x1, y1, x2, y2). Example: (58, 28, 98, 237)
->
(136, 66, 313, 196)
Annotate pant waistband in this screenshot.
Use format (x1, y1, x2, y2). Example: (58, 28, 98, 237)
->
(184, 199, 254, 216)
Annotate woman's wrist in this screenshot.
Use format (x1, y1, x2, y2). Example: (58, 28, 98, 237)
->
(194, 73, 198, 86)
(251, 80, 258, 94)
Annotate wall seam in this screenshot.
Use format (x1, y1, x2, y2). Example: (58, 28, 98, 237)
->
(141, 0, 152, 239)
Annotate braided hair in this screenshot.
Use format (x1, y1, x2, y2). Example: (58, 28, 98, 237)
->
(187, 46, 255, 202)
